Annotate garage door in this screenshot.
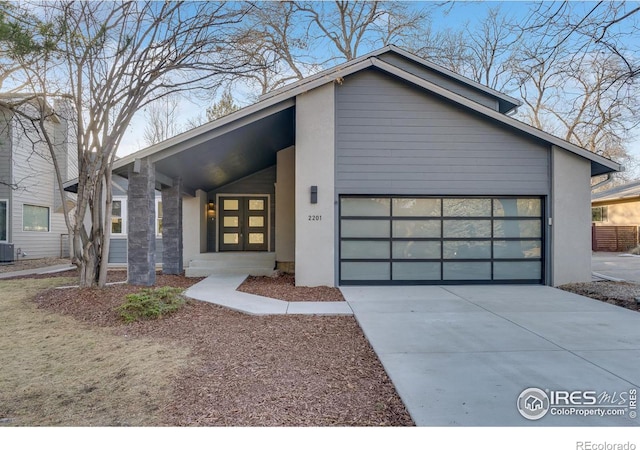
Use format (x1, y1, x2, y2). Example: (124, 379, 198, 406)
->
(339, 196, 543, 285)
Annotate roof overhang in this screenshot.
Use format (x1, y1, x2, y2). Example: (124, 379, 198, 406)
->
(110, 99, 295, 194)
(64, 48, 621, 193)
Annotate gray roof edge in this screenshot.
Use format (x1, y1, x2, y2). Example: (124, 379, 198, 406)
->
(592, 180, 640, 201)
(258, 45, 522, 111)
(370, 58, 621, 175)
(110, 52, 619, 180)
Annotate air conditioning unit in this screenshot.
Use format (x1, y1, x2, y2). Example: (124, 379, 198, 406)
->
(0, 243, 15, 263)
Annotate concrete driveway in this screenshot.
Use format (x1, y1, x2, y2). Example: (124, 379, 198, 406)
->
(593, 252, 640, 282)
(341, 285, 640, 426)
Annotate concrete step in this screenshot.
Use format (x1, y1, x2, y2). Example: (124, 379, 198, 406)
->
(185, 252, 276, 278)
(185, 266, 275, 277)
(190, 252, 275, 262)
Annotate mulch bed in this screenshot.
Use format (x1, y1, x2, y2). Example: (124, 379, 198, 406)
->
(29, 273, 413, 426)
(559, 281, 640, 312)
(237, 274, 345, 302)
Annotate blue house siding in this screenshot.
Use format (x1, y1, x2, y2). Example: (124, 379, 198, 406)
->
(108, 238, 163, 264)
(335, 69, 550, 196)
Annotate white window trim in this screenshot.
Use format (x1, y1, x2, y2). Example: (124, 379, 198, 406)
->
(592, 205, 608, 223)
(22, 203, 51, 233)
(111, 197, 127, 237)
(0, 199, 8, 243)
(155, 197, 162, 237)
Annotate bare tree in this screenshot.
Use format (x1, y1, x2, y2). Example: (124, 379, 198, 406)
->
(295, 1, 430, 61)
(4, 1, 253, 287)
(142, 94, 182, 146)
(521, 2, 640, 83)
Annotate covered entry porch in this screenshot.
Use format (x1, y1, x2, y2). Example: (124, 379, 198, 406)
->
(112, 100, 296, 285)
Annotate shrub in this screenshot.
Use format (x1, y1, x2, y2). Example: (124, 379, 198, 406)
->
(117, 287, 185, 323)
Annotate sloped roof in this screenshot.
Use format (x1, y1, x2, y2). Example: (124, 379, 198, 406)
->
(592, 180, 640, 203)
(106, 46, 621, 187)
(259, 45, 522, 114)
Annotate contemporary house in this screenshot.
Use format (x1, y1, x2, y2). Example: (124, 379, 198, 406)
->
(591, 180, 640, 251)
(0, 96, 76, 262)
(95, 46, 621, 287)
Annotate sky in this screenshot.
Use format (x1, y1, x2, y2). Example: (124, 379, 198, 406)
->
(116, 1, 640, 171)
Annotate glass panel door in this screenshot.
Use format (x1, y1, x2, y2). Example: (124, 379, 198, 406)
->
(219, 196, 269, 252)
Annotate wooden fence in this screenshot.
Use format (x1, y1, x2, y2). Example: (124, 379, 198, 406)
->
(592, 225, 639, 252)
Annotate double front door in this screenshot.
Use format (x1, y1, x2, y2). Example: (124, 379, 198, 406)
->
(219, 196, 269, 251)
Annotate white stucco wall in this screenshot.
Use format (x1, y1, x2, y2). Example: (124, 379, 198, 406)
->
(551, 146, 592, 285)
(295, 83, 335, 286)
(182, 189, 207, 267)
(275, 146, 295, 263)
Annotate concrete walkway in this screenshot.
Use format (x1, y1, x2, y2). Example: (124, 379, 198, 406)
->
(342, 284, 640, 426)
(593, 252, 640, 283)
(184, 274, 353, 316)
(0, 263, 75, 279)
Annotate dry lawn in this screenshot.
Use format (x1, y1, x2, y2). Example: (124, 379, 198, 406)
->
(0, 278, 190, 426)
(0, 275, 412, 426)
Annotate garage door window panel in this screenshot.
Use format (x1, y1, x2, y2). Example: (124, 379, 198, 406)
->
(393, 262, 441, 280)
(443, 241, 491, 259)
(494, 261, 542, 280)
(493, 240, 541, 259)
(393, 198, 441, 217)
(443, 198, 491, 217)
(494, 198, 541, 217)
(341, 219, 390, 238)
(341, 198, 390, 216)
(339, 196, 544, 284)
(392, 241, 441, 259)
(443, 220, 491, 238)
(341, 241, 390, 259)
(341, 262, 390, 281)
(444, 262, 492, 280)
(493, 219, 541, 238)
(392, 220, 441, 238)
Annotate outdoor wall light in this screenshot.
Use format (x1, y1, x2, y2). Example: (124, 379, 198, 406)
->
(310, 186, 318, 204)
(207, 201, 216, 219)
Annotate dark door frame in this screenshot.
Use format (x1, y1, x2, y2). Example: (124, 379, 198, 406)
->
(217, 194, 270, 252)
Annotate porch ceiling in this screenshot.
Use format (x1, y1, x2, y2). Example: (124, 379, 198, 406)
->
(115, 104, 295, 193)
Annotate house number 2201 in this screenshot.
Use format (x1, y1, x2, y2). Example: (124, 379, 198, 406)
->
(308, 215, 322, 221)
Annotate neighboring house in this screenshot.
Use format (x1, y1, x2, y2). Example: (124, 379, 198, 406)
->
(0, 96, 76, 262)
(591, 180, 640, 251)
(67, 46, 621, 287)
(592, 180, 640, 226)
(107, 174, 163, 265)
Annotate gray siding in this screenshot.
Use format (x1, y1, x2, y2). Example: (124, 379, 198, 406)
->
(0, 110, 12, 202)
(108, 238, 163, 264)
(207, 166, 276, 252)
(335, 69, 550, 196)
(378, 53, 499, 111)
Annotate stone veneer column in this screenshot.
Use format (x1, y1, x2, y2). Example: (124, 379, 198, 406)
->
(127, 158, 156, 285)
(161, 177, 183, 274)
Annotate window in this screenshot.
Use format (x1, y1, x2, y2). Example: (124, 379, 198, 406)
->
(111, 200, 124, 234)
(592, 206, 608, 222)
(23, 204, 50, 232)
(156, 200, 163, 236)
(0, 200, 7, 242)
